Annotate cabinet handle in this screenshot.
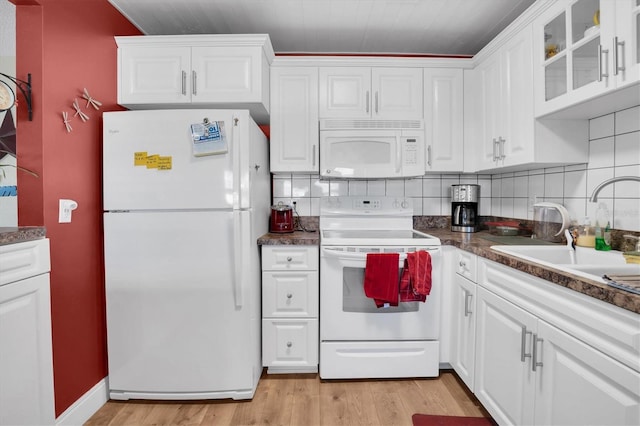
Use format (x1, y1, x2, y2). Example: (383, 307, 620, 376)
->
(532, 333, 543, 371)
(499, 137, 505, 160)
(192, 70, 197, 95)
(492, 138, 499, 162)
(366, 91, 370, 113)
(286, 293, 293, 299)
(459, 260, 466, 267)
(427, 145, 432, 167)
(613, 37, 626, 76)
(312, 144, 316, 167)
(520, 326, 532, 362)
(375, 92, 379, 114)
(286, 341, 293, 348)
(181, 71, 187, 95)
(286, 256, 293, 262)
(598, 45, 610, 82)
(464, 292, 473, 317)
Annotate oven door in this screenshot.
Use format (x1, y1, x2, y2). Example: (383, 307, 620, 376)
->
(320, 246, 441, 341)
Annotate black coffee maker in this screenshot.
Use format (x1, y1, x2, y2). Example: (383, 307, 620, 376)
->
(451, 184, 479, 232)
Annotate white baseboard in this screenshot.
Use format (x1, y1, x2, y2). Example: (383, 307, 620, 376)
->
(55, 377, 109, 426)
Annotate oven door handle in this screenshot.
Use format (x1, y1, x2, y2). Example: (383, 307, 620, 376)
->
(321, 247, 439, 262)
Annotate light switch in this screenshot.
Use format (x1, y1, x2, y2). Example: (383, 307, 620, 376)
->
(59, 199, 78, 223)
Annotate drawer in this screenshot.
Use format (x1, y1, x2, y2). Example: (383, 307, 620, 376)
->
(0, 239, 50, 286)
(455, 249, 477, 283)
(262, 271, 319, 317)
(262, 318, 318, 367)
(262, 246, 319, 270)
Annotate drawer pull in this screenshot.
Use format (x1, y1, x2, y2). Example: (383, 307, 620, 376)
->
(286, 293, 293, 299)
(459, 260, 466, 267)
(286, 341, 293, 348)
(286, 256, 293, 262)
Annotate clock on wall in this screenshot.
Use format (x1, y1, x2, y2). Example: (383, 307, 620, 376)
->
(0, 80, 16, 111)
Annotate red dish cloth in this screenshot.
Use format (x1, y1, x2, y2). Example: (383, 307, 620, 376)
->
(364, 253, 400, 308)
(399, 250, 432, 302)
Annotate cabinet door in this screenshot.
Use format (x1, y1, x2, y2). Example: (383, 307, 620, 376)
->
(192, 46, 264, 103)
(372, 67, 423, 120)
(119, 46, 191, 104)
(502, 26, 535, 167)
(613, 0, 640, 88)
(475, 286, 537, 426)
(270, 67, 319, 173)
(475, 52, 503, 171)
(450, 273, 477, 391)
(319, 67, 371, 118)
(0, 274, 55, 426)
(534, 320, 640, 426)
(424, 68, 463, 172)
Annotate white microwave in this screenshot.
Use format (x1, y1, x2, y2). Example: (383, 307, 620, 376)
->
(319, 119, 425, 179)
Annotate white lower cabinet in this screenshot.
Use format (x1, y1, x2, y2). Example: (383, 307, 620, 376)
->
(450, 249, 477, 391)
(261, 246, 319, 373)
(0, 239, 54, 426)
(474, 258, 640, 426)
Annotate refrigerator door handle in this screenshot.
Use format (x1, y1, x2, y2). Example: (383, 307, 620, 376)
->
(233, 210, 244, 308)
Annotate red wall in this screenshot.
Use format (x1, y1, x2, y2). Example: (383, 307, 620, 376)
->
(13, 0, 141, 416)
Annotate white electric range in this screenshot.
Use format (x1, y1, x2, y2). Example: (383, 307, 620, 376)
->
(319, 196, 442, 379)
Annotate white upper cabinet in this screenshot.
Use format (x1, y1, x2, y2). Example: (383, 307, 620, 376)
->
(533, 0, 640, 118)
(269, 67, 319, 173)
(475, 26, 536, 171)
(116, 35, 274, 124)
(319, 67, 423, 119)
(467, 21, 589, 173)
(423, 68, 464, 172)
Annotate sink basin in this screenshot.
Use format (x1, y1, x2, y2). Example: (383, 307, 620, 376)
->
(563, 264, 640, 278)
(491, 245, 637, 283)
(491, 245, 626, 266)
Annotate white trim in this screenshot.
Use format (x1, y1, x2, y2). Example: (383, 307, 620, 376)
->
(272, 55, 474, 69)
(55, 377, 109, 426)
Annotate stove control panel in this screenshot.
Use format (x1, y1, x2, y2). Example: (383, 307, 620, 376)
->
(353, 199, 382, 210)
(321, 196, 413, 217)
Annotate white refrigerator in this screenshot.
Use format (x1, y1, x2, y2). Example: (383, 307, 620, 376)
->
(102, 109, 269, 400)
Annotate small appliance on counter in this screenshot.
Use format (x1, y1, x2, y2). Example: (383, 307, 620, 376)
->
(533, 202, 570, 243)
(451, 184, 479, 232)
(270, 202, 294, 233)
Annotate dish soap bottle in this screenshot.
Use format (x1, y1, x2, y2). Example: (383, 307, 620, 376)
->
(595, 203, 611, 251)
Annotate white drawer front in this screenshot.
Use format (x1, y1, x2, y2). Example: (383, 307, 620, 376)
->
(262, 319, 318, 367)
(262, 246, 319, 270)
(455, 249, 477, 282)
(0, 239, 50, 286)
(262, 271, 319, 317)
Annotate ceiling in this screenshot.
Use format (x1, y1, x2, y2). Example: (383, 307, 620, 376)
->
(108, 0, 536, 56)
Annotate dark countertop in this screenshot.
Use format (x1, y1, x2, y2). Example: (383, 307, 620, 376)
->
(258, 230, 320, 245)
(258, 227, 640, 314)
(0, 226, 46, 246)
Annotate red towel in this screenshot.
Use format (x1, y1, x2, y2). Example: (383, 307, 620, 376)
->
(364, 253, 399, 308)
(399, 250, 432, 302)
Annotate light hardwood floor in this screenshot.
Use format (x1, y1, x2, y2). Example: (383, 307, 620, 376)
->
(85, 370, 492, 425)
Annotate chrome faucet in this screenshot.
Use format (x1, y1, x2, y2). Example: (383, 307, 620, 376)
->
(589, 176, 640, 202)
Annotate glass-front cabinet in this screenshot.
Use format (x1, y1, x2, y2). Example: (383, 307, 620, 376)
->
(534, 0, 640, 117)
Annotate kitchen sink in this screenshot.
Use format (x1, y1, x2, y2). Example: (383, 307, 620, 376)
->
(491, 245, 627, 266)
(491, 245, 639, 283)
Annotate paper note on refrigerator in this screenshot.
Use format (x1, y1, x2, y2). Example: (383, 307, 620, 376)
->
(190, 120, 228, 157)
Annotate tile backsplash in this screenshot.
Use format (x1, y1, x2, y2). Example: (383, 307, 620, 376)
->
(272, 105, 640, 232)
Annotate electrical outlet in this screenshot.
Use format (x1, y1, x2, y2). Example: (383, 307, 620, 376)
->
(59, 199, 78, 223)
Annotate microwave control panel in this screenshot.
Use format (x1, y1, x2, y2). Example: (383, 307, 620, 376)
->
(403, 138, 418, 165)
